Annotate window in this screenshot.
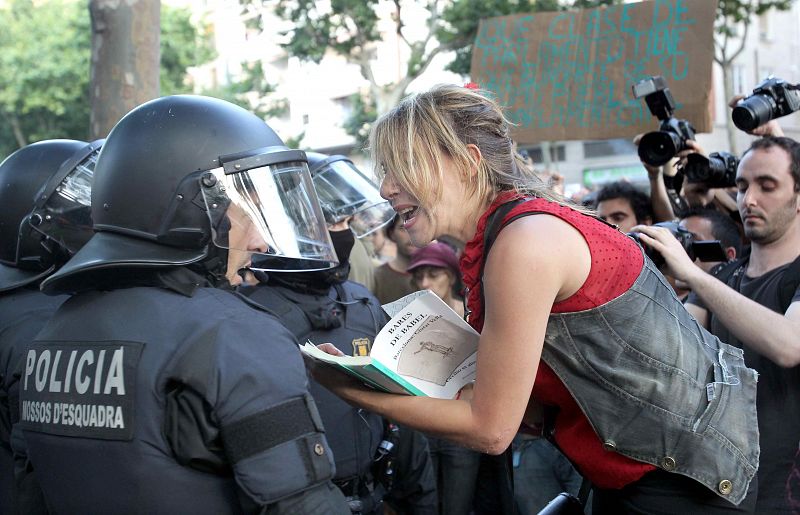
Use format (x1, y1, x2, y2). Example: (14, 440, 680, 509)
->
(524, 144, 566, 163)
(582, 139, 637, 159)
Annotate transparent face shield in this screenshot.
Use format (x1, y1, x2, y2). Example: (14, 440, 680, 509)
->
(312, 158, 394, 238)
(201, 149, 338, 272)
(27, 145, 100, 256)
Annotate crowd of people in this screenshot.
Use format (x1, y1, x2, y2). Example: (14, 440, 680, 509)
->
(0, 81, 798, 515)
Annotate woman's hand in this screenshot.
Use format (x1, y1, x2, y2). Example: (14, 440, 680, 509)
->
(303, 343, 368, 401)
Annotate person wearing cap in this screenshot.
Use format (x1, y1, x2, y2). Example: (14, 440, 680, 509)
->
(407, 242, 479, 515)
(407, 241, 464, 318)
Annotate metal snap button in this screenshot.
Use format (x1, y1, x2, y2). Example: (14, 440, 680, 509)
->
(718, 479, 733, 495)
(314, 443, 325, 456)
(602, 440, 616, 451)
(661, 456, 676, 471)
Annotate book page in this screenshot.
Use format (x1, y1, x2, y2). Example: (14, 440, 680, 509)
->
(371, 291, 479, 399)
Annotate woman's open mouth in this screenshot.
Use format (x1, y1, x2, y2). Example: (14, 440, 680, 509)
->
(398, 205, 420, 225)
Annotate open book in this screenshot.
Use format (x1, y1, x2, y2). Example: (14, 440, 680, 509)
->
(301, 290, 479, 399)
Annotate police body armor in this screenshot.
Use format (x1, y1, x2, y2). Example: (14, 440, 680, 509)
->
(18, 270, 341, 514)
(243, 279, 387, 514)
(0, 288, 68, 512)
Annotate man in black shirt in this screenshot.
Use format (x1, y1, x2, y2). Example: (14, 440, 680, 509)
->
(637, 136, 800, 513)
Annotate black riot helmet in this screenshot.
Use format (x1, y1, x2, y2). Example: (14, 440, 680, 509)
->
(306, 152, 394, 237)
(42, 95, 337, 294)
(0, 139, 96, 292)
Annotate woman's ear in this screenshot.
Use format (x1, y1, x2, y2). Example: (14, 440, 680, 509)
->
(466, 144, 483, 173)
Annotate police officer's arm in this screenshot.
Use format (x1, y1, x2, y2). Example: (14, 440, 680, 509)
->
(191, 310, 348, 514)
(314, 215, 586, 455)
(633, 224, 800, 368)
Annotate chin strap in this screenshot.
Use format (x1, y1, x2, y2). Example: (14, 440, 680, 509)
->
(188, 245, 231, 289)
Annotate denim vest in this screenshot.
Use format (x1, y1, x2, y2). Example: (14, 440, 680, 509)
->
(540, 255, 759, 505)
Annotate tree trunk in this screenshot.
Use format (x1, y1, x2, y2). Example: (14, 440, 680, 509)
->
(721, 62, 738, 155)
(89, 0, 160, 140)
(9, 114, 27, 148)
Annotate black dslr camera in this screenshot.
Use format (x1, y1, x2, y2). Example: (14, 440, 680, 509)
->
(629, 221, 727, 268)
(732, 77, 800, 132)
(683, 151, 739, 188)
(633, 76, 697, 167)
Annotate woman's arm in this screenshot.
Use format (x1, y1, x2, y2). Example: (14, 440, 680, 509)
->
(312, 214, 591, 454)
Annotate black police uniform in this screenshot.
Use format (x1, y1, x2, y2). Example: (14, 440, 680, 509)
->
(242, 274, 387, 514)
(17, 268, 348, 514)
(0, 288, 68, 513)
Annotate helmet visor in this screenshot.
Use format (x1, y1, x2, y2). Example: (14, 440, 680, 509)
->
(313, 159, 394, 238)
(201, 155, 338, 272)
(28, 146, 98, 255)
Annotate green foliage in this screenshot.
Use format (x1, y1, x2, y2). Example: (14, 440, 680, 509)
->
(0, 0, 217, 158)
(0, 0, 92, 158)
(272, 0, 380, 64)
(341, 93, 378, 153)
(200, 60, 287, 120)
(161, 6, 216, 95)
(715, 0, 791, 41)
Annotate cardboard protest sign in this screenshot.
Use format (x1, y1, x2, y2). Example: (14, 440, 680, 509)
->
(470, 0, 717, 144)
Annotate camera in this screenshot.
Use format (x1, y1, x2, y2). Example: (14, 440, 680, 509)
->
(629, 221, 727, 268)
(683, 151, 739, 188)
(633, 76, 697, 167)
(732, 77, 800, 132)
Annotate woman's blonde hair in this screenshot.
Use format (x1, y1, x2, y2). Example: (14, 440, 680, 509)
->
(369, 83, 578, 210)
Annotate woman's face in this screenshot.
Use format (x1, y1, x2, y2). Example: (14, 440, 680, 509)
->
(411, 265, 455, 301)
(380, 153, 469, 247)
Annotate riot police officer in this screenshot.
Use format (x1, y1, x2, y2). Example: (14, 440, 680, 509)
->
(17, 96, 349, 514)
(241, 151, 390, 514)
(0, 139, 101, 513)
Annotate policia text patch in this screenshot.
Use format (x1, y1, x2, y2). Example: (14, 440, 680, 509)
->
(19, 341, 143, 440)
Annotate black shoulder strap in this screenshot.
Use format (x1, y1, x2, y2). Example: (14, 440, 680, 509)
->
(711, 254, 800, 313)
(480, 198, 559, 317)
(711, 256, 748, 285)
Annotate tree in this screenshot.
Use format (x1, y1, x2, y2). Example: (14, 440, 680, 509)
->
(0, 1, 218, 158)
(714, 0, 791, 153)
(263, 0, 448, 116)
(200, 60, 288, 121)
(0, 0, 92, 157)
(161, 6, 216, 95)
(89, 0, 161, 139)
(263, 0, 619, 150)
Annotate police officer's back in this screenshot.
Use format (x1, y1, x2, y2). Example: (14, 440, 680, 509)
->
(0, 139, 101, 513)
(17, 96, 349, 514)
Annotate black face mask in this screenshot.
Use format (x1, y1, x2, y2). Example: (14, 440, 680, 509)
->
(264, 228, 355, 293)
(329, 228, 355, 265)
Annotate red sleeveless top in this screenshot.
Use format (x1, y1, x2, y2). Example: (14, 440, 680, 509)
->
(460, 191, 656, 489)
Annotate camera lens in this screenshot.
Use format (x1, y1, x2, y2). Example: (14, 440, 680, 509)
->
(683, 154, 712, 183)
(638, 131, 681, 167)
(732, 95, 777, 132)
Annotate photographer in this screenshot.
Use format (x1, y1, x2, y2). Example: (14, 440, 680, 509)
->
(595, 181, 653, 232)
(634, 136, 800, 513)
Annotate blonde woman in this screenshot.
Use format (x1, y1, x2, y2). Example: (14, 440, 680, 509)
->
(311, 84, 759, 513)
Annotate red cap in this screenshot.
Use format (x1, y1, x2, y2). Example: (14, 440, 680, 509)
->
(407, 242, 460, 275)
